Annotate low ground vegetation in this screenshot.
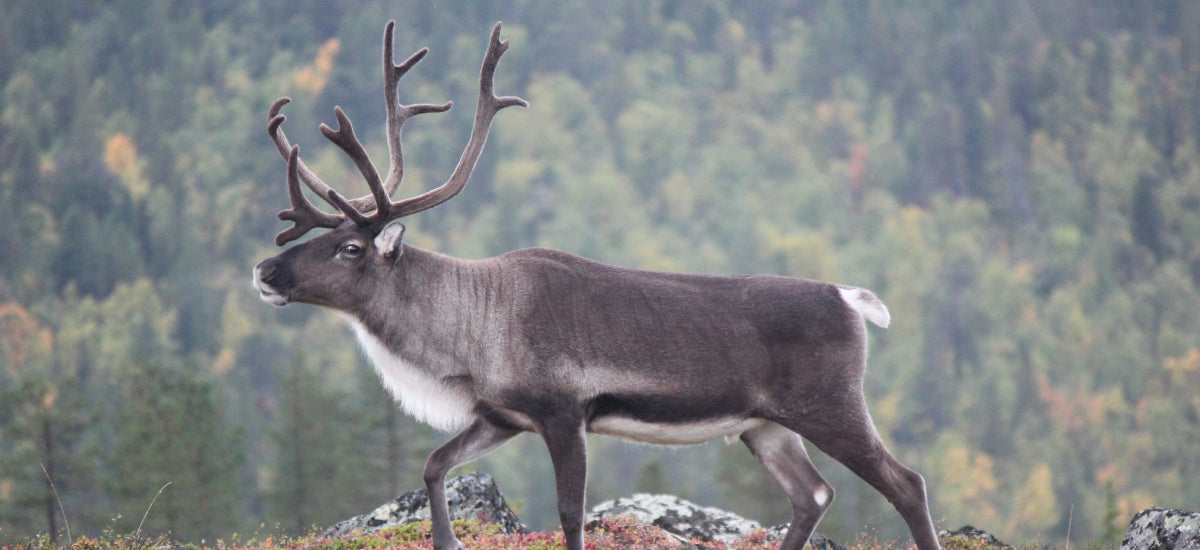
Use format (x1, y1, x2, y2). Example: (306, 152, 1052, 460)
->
(3, 517, 1108, 550)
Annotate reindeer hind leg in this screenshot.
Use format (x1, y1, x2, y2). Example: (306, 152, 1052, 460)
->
(797, 407, 941, 550)
(740, 421, 834, 550)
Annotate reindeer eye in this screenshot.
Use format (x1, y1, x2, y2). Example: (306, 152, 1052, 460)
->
(338, 242, 362, 257)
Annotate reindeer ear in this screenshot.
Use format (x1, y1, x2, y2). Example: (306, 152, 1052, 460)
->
(374, 219, 406, 262)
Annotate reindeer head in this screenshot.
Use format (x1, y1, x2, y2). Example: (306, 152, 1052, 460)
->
(254, 22, 526, 310)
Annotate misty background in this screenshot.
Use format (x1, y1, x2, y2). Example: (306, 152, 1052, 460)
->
(2, 1, 1199, 546)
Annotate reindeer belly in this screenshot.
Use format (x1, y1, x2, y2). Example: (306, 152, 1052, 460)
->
(589, 416, 765, 445)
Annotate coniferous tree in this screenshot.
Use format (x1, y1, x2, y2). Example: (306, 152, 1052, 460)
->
(0, 302, 102, 545)
(106, 359, 244, 542)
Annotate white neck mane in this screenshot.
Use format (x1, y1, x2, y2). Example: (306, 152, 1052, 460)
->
(340, 315, 476, 432)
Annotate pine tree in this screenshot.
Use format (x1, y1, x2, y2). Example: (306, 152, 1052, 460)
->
(106, 360, 244, 542)
(0, 302, 100, 545)
(266, 355, 376, 533)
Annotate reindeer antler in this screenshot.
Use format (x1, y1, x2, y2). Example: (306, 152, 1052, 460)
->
(268, 21, 525, 246)
(380, 21, 454, 200)
(274, 144, 343, 246)
(382, 22, 529, 219)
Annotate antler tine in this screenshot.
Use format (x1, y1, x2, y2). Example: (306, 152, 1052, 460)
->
(308, 21, 454, 219)
(319, 106, 391, 217)
(267, 22, 524, 245)
(391, 22, 528, 219)
(275, 145, 344, 246)
(382, 20, 454, 199)
(267, 98, 344, 212)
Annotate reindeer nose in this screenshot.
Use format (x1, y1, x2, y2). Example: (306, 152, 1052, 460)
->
(253, 258, 290, 306)
(255, 258, 278, 282)
(254, 257, 290, 292)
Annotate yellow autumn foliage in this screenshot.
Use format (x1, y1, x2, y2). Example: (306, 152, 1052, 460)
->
(937, 441, 1000, 526)
(103, 132, 149, 199)
(293, 38, 340, 95)
(1007, 463, 1058, 533)
(0, 301, 53, 372)
(1165, 347, 1200, 375)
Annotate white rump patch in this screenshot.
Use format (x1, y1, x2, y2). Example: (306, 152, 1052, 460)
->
(838, 286, 891, 328)
(341, 316, 476, 432)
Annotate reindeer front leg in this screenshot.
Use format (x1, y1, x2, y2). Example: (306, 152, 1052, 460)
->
(423, 419, 519, 550)
(539, 415, 588, 550)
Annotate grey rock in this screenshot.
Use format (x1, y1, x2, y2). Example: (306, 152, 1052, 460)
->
(590, 493, 760, 543)
(589, 493, 842, 549)
(320, 472, 525, 538)
(807, 531, 846, 550)
(938, 525, 1013, 549)
(765, 524, 845, 550)
(1122, 508, 1200, 550)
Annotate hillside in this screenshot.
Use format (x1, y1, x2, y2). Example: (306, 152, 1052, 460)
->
(2, 1, 1199, 546)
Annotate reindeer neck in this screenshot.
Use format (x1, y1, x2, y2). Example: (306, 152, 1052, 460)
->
(341, 244, 501, 378)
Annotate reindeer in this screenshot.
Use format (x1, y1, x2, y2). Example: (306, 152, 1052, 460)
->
(253, 21, 940, 550)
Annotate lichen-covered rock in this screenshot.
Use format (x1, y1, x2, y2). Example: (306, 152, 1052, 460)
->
(1121, 508, 1200, 550)
(590, 493, 842, 549)
(320, 472, 524, 538)
(590, 493, 762, 543)
(765, 523, 846, 550)
(938, 525, 1013, 549)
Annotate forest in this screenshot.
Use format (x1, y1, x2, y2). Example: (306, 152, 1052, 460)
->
(2, 0, 1199, 547)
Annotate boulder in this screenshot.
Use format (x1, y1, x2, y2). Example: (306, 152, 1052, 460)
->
(589, 493, 843, 549)
(320, 472, 525, 538)
(1122, 508, 1200, 550)
(765, 523, 845, 550)
(938, 525, 1013, 549)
